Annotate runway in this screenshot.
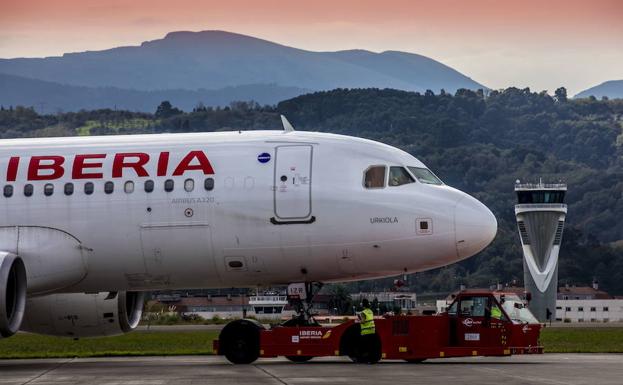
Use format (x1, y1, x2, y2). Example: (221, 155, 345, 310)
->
(1, 354, 622, 385)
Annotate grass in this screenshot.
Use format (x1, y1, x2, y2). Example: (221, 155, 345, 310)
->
(0, 331, 218, 359)
(540, 327, 623, 353)
(1, 327, 622, 359)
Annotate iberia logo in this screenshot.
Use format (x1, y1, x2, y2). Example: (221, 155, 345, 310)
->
(299, 330, 323, 339)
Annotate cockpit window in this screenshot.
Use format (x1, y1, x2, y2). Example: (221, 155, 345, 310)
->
(408, 167, 443, 185)
(364, 166, 386, 188)
(389, 167, 415, 187)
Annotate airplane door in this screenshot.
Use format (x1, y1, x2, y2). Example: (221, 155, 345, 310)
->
(273, 145, 313, 221)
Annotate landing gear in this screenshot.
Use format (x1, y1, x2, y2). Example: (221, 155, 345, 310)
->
(285, 282, 323, 327)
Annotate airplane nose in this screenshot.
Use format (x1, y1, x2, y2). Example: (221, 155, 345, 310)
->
(454, 194, 497, 259)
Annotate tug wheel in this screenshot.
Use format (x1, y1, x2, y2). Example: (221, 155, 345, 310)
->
(340, 325, 382, 364)
(404, 359, 426, 363)
(219, 319, 263, 364)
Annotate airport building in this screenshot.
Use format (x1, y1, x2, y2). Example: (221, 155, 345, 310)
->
(150, 291, 295, 320)
(555, 283, 623, 322)
(351, 292, 418, 313)
(554, 299, 623, 322)
(515, 180, 567, 322)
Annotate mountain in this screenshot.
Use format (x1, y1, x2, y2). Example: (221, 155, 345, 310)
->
(575, 80, 623, 99)
(0, 31, 486, 112)
(0, 73, 308, 112)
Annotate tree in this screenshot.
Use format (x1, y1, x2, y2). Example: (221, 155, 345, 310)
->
(327, 285, 352, 315)
(155, 101, 182, 118)
(555, 87, 568, 103)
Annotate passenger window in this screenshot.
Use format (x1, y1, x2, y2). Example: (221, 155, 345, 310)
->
(164, 179, 174, 192)
(408, 167, 443, 185)
(144, 180, 154, 193)
(104, 181, 114, 194)
(24, 184, 33, 197)
(389, 166, 415, 187)
(184, 178, 194, 192)
(44, 183, 54, 196)
(84, 182, 94, 195)
(124, 181, 134, 194)
(3, 185, 13, 198)
(204, 178, 214, 191)
(64, 183, 74, 196)
(364, 166, 386, 188)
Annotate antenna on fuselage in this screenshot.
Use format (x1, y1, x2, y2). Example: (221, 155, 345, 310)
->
(280, 115, 295, 133)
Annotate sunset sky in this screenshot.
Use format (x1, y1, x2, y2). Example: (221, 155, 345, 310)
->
(1, 0, 621, 95)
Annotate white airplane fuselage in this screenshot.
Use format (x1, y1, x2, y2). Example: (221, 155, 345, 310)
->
(0, 130, 497, 296)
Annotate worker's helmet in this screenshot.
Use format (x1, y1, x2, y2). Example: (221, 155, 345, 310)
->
(362, 298, 370, 308)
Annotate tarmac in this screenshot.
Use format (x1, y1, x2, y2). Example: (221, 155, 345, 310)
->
(1, 354, 622, 385)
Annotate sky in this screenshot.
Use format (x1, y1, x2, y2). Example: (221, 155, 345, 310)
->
(1, 0, 622, 95)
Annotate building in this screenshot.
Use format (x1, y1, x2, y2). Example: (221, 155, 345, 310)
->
(554, 283, 621, 322)
(515, 180, 567, 322)
(554, 299, 623, 322)
(150, 292, 295, 320)
(558, 282, 611, 300)
(351, 292, 417, 313)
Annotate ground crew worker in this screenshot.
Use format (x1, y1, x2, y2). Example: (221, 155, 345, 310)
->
(491, 304, 503, 320)
(355, 298, 379, 363)
(358, 298, 376, 336)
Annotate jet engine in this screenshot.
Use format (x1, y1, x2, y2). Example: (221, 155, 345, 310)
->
(21, 291, 145, 338)
(0, 252, 27, 338)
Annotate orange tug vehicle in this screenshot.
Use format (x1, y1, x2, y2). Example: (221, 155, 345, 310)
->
(214, 289, 543, 364)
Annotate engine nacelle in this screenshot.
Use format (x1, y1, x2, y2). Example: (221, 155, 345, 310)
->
(21, 291, 145, 338)
(0, 253, 27, 338)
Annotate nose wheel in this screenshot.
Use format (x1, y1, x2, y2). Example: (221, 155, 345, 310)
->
(285, 282, 323, 327)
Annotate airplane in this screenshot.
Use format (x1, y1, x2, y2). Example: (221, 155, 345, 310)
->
(0, 116, 496, 339)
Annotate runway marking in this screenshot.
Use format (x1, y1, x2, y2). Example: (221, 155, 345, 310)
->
(19, 358, 75, 385)
(254, 364, 289, 385)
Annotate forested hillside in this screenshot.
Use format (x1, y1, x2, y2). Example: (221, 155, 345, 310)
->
(2, 87, 623, 294)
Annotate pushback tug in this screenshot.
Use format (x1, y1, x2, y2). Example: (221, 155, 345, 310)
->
(215, 288, 543, 364)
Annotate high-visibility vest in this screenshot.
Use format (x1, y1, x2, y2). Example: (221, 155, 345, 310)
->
(360, 308, 376, 335)
(491, 306, 502, 319)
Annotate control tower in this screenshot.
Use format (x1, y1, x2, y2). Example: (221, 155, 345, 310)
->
(514, 180, 567, 322)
